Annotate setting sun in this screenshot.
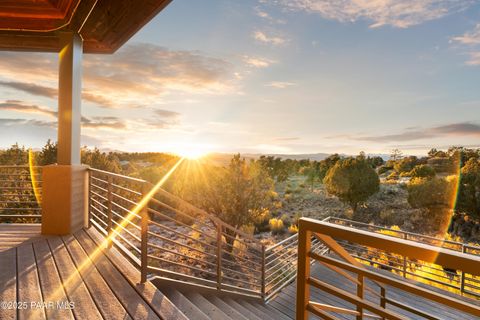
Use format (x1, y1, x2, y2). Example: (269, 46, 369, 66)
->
(169, 143, 213, 160)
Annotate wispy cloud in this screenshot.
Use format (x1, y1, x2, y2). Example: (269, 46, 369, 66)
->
(0, 118, 56, 128)
(267, 81, 296, 89)
(254, 7, 286, 24)
(243, 56, 277, 68)
(253, 31, 288, 45)
(465, 52, 480, 65)
(0, 43, 236, 108)
(0, 81, 116, 108)
(274, 137, 300, 141)
(0, 100, 56, 117)
(154, 109, 181, 119)
(0, 100, 128, 131)
(451, 24, 480, 45)
(269, 0, 472, 28)
(352, 122, 480, 142)
(451, 24, 480, 66)
(81, 116, 127, 130)
(0, 81, 56, 98)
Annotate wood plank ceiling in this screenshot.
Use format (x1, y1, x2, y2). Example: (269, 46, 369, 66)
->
(0, 0, 172, 53)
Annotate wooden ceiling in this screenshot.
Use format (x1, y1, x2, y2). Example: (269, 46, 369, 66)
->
(0, 0, 172, 54)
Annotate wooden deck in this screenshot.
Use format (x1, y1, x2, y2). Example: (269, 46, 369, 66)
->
(0, 224, 186, 320)
(269, 261, 480, 319)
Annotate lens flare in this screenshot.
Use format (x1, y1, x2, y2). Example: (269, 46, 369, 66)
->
(28, 149, 42, 206)
(46, 157, 185, 303)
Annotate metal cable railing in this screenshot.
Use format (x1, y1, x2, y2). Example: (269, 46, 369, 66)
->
(88, 168, 266, 298)
(85, 168, 480, 304)
(0, 165, 42, 223)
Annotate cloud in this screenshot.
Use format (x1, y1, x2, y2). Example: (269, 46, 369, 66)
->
(466, 52, 480, 65)
(253, 31, 288, 45)
(0, 99, 127, 131)
(451, 24, 480, 45)
(267, 81, 296, 89)
(0, 81, 118, 108)
(0, 118, 55, 128)
(352, 122, 480, 142)
(154, 109, 181, 119)
(0, 81, 57, 98)
(243, 56, 277, 68)
(0, 100, 57, 117)
(81, 116, 127, 130)
(274, 137, 300, 141)
(270, 0, 472, 28)
(451, 24, 480, 66)
(0, 43, 236, 108)
(254, 7, 286, 24)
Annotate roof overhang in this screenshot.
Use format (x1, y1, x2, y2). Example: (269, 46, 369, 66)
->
(0, 0, 172, 54)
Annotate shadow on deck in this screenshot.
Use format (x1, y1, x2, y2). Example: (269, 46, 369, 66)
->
(0, 224, 186, 320)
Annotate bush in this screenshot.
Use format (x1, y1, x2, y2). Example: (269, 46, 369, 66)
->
(410, 164, 435, 179)
(387, 171, 399, 181)
(324, 157, 380, 212)
(394, 156, 418, 174)
(269, 218, 285, 235)
(288, 224, 299, 234)
(378, 166, 391, 175)
(407, 177, 457, 233)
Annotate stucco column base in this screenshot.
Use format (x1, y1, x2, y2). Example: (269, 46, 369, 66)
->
(41, 165, 89, 235)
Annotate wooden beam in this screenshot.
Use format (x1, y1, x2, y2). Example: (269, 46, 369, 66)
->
(300, 218, 480, 276)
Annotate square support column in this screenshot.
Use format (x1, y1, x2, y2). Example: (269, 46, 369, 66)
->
(41, 32, 87, 235)
(58, 31, 82, 165)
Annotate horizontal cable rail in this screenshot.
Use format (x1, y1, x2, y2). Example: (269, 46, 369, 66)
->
(0, 165, 42, 223)
(264, 217, 330, 301)
(87, 167, 266, 298)
(325, 216, 480, 298)
(296, 218, 480, 320)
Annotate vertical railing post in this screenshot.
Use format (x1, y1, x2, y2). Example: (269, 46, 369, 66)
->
(296, 220, 311, 320)
(261, 244, 266, 300)
(216, 223, 223, 291)
(460, 244, 466, 295)
(106, 175, 113, 248)
(87, 169, 91, 228)
(402, 233, 407, 278)
(356, 274, 364, 320)
(140, 183, 149, 283)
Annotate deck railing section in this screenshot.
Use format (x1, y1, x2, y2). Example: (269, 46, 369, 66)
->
(325, 217, 480, 298)
(88, 168, 266, 298)
(0, 165, 42, 223)
(264, 219, 329, 301)
(296, 218, 480, 320)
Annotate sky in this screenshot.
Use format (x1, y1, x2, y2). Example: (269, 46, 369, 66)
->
(1, 0, 480, 156)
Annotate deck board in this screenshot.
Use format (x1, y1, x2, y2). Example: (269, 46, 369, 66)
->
(0, 224, 180, 320)
(0, 248, 17, 320)
(33, 240, 75, 320)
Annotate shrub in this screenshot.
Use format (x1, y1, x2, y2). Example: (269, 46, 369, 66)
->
(387, 171, 399, 181)
(288, 224, 299, 234)
(394, 156, 418, 174)
(378, 166, 391, 175)
(269, 218, 285, 235)
(410, 164, 436, 179)
(324, 157, 380, 212)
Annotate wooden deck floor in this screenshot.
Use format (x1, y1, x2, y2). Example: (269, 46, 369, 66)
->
(269, 261, 480, 319)
(0, 224, 186, 320)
